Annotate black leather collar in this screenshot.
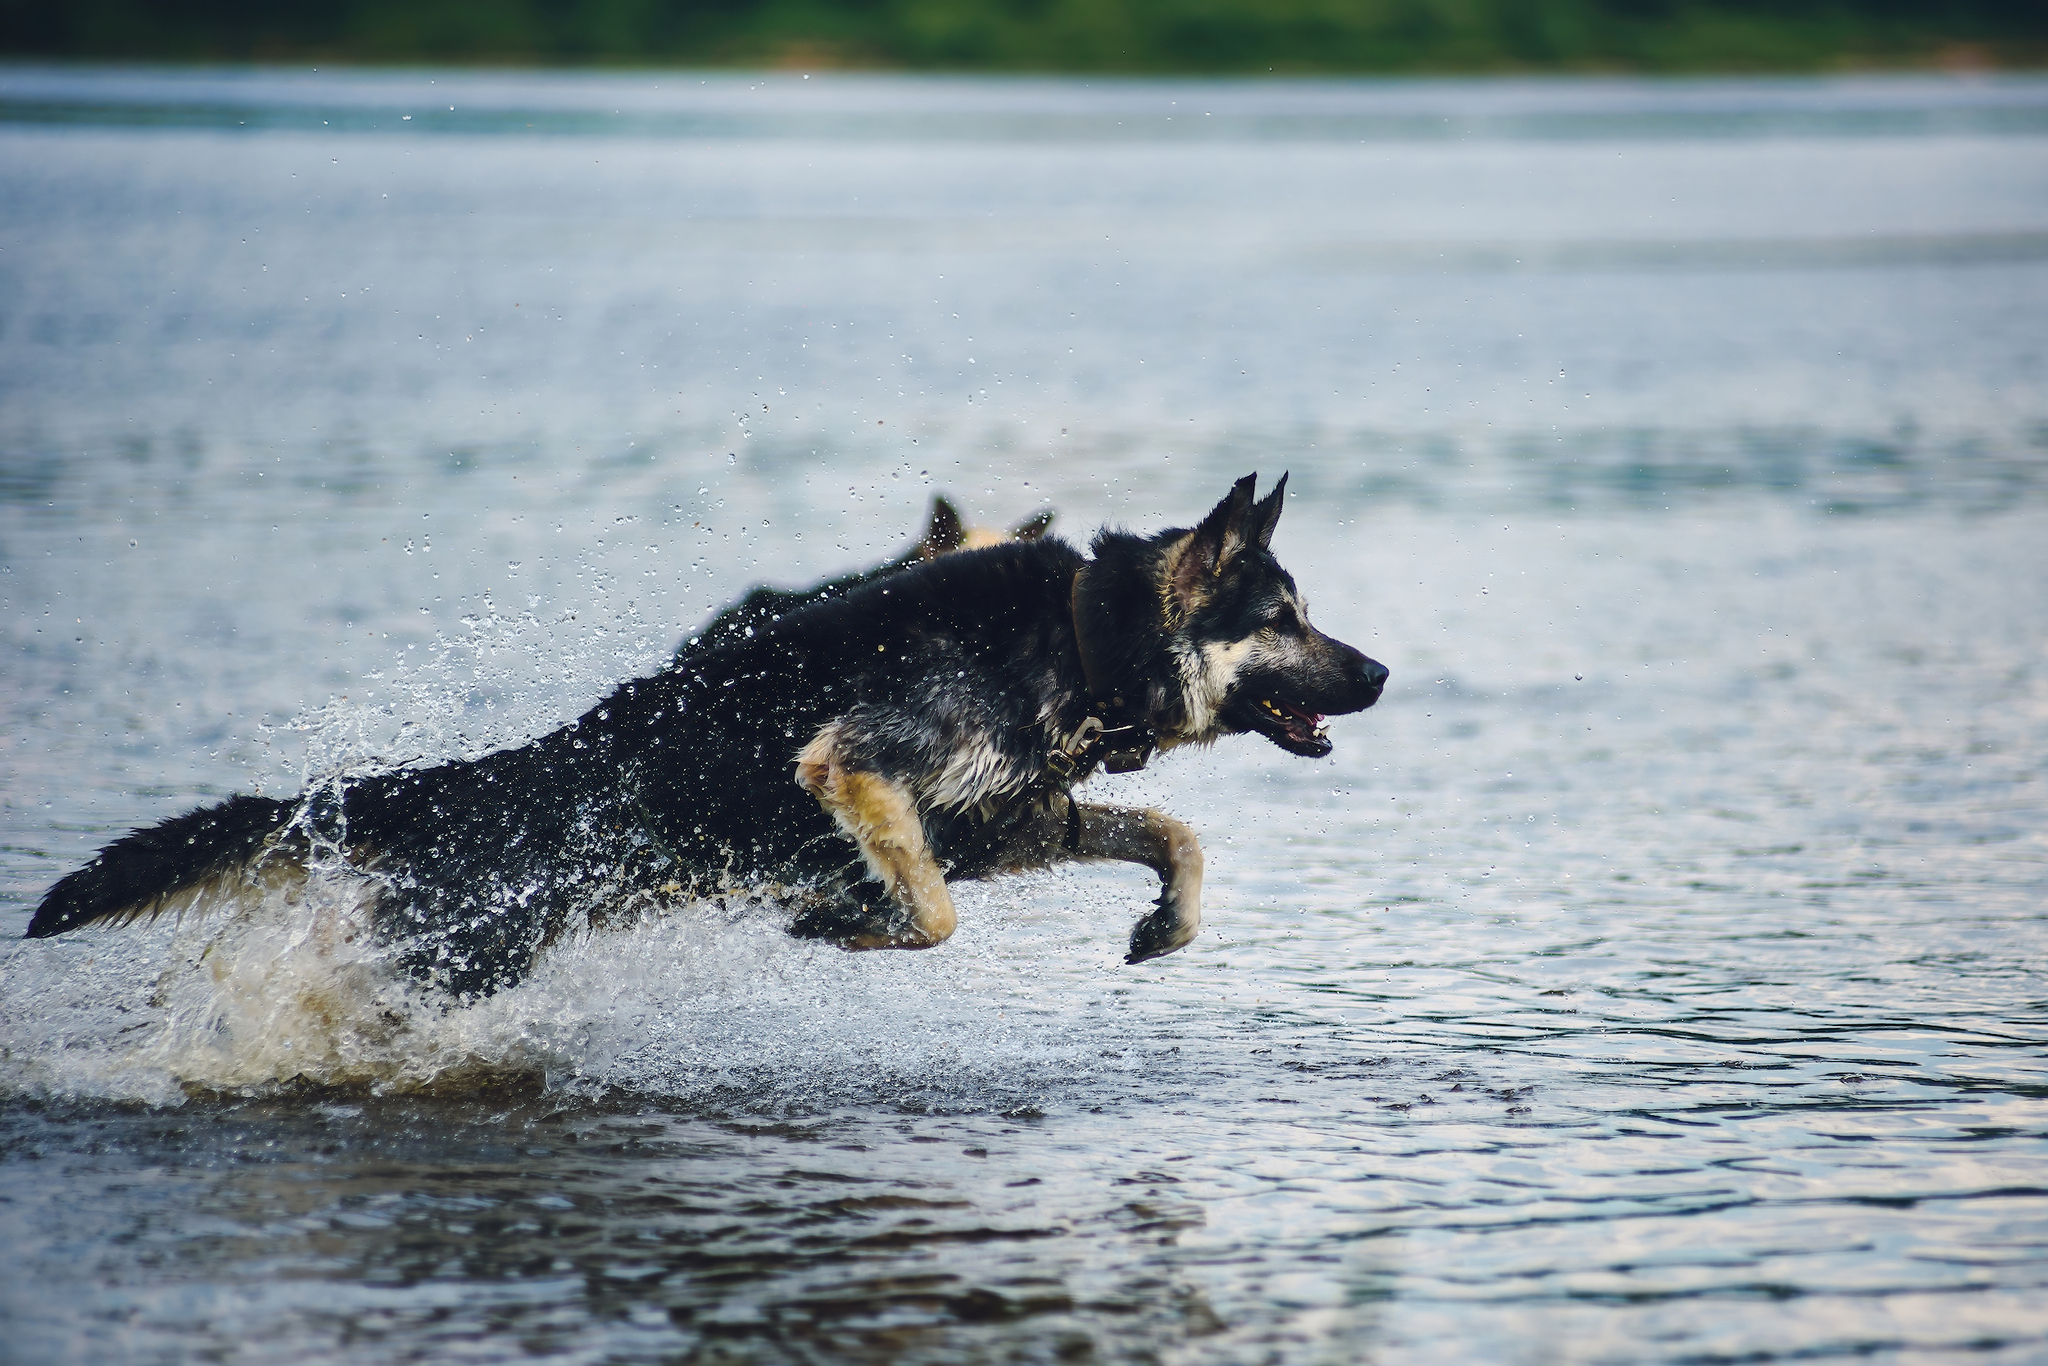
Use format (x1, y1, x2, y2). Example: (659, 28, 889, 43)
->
(1051, 565, 1157, 783)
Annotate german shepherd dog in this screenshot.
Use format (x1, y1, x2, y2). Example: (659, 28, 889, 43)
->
(684, 495, 1055, 655)
(27, 475, 1386, 999)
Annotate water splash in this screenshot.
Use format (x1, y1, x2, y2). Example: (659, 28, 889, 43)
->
(0, 841, 1157, 1112)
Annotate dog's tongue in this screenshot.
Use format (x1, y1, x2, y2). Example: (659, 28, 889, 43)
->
(1276, 698, 1324, 730)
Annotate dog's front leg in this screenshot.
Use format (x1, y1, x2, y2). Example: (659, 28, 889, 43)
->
(1070, 804, 1206, 964)
(985, 799, 1204, 964)
(795, 735, 956, 951)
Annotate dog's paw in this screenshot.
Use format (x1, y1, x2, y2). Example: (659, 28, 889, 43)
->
(789, 893, 885, 942)
(1125, 893, 1199, 964)
(788, 884, 924, 950)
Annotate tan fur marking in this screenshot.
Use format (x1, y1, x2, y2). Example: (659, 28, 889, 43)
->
(796, 727, 958, 949)
(794, 727, 838, 796)
(1177, 634, 1260, 737)
(1155, 529, 1204, 621)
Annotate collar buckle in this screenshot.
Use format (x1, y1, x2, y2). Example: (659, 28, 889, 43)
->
(1043, 747, 1080, 784)
(1096, 721, 1154, 773)
(1043, 715, 1102, 788)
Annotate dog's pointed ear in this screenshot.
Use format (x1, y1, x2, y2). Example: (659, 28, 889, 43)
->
(1169, 474, 1258, 609)
(1248, 472, 1287, 551)
(1010, 509, 1056, 541)
(917, 496, 967, 560)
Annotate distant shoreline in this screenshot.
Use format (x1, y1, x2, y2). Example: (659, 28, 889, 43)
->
(12, 51, 2045, 75)
(4, 0, 2042, 76)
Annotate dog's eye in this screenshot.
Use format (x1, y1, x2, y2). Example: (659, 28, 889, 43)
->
(1269, 606, 1313, 636)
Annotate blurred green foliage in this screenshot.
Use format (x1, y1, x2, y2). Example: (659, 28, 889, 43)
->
(2, 0, 2041, 70)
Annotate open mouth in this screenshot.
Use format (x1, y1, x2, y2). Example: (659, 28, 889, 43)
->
(1234, 693, 1332, 758)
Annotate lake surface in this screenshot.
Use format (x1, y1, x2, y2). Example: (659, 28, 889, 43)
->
(2, 68, 2046, 1364)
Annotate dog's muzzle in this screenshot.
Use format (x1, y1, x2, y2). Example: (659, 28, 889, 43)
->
(1224, 639, 1387, 758)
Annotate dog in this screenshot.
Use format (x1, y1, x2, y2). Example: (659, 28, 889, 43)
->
(27, 475, 1387, 999)
(684, 495, 1055, 654)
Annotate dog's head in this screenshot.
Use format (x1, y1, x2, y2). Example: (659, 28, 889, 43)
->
(1083, 474, 1387, 757)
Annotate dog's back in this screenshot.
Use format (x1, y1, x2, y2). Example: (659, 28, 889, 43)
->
(686, 496, 1054, 652)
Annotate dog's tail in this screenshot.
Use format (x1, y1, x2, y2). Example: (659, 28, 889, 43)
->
(25, 794, 299, 938)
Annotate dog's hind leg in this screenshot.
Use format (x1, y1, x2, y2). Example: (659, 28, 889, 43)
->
(795, 734, 957, 950)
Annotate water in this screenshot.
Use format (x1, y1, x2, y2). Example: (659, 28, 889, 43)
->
(2, 68, 2046, 1363)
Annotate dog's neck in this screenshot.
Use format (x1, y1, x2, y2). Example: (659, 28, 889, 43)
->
(1072, 541, 1203, 722)
(1068, 565, 1123, 711)
(1066, 561, 1159, 775)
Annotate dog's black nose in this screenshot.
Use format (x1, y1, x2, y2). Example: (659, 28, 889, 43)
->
(1316, 637, 1386, 712)
(1354, 653, 1388, 707)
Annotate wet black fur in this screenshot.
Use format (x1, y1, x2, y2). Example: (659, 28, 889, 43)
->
(681, 496, 1053, 657)
(28, 795, 296, 936)
(682, 536, 936, 656)
(28, 478, 1385, 999)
